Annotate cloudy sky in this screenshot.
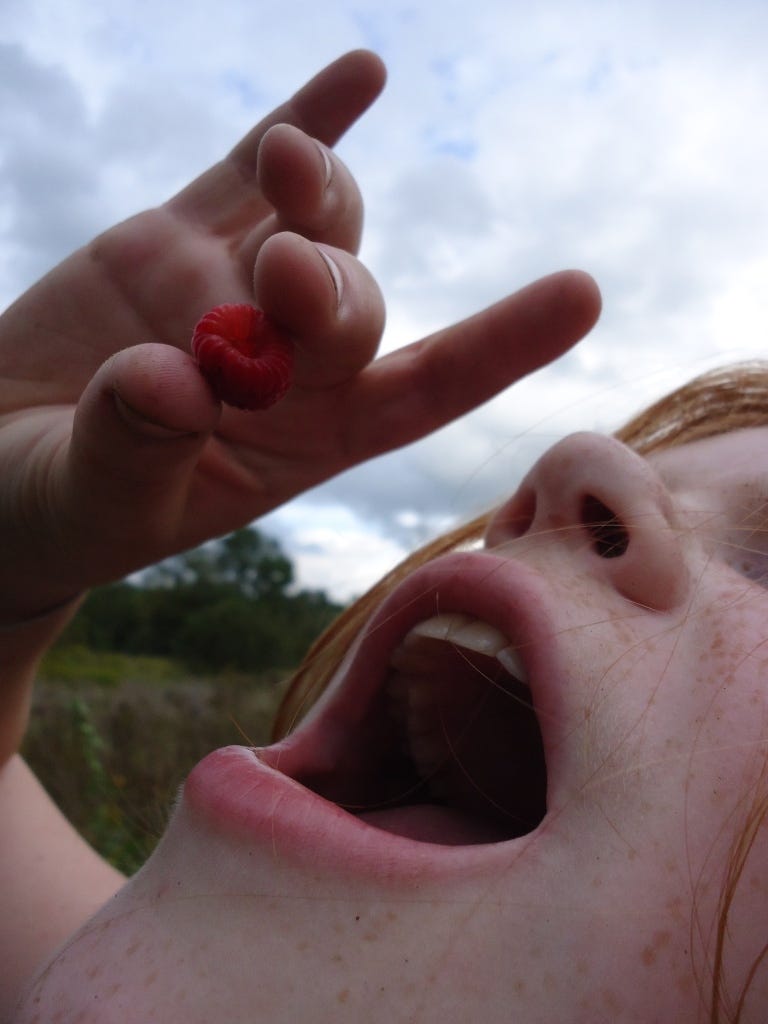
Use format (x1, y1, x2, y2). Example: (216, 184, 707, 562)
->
(4, 1, 768, 600)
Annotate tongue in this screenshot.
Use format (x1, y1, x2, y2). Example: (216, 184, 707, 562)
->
(358, 803, 508, 845)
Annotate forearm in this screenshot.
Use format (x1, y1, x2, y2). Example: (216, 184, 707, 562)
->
(0, 597, 82, 766)
(0, 755, 125, 1019)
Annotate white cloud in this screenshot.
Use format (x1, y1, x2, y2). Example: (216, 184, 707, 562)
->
(260, 502, 411, 603)
(5, 0, 768, 596)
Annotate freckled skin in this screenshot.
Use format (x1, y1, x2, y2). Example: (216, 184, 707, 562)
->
(15, 429, 768, 1022)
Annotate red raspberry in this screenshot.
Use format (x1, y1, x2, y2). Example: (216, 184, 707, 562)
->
(191, 304, 294, 410)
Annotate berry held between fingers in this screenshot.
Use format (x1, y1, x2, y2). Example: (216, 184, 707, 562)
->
(191, 304, 295, 410)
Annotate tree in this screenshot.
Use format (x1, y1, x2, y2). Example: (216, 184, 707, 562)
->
(213, 528, 294, 599)
(55, 527, 343, 673)
(144, 527, 293, 599)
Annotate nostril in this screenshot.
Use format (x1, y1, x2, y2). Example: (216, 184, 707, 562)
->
(581, 494, 629, 559)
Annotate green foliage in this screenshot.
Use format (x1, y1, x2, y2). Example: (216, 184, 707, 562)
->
(30, 526, 343, 870)
(67, 696, 142, 869)
(40, 645, 178, 687)
(144, 526, 294, 598)
(54, 526, 343, 674)
(24, 669, 285, 874)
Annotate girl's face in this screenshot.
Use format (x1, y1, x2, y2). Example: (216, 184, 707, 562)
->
(17, 429, 768, 1022)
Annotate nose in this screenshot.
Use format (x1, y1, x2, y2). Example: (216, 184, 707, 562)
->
(484, 432, 690, 611)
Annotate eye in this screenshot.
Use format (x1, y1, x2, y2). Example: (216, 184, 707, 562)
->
(722, 487, 768, 585)
(581, 495, 629, 559)
(726, 534, 768, 585)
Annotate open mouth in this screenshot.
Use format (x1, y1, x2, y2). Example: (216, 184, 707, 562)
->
(284, 609, 547, 847)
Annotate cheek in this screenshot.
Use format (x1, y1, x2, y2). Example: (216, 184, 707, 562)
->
(694, 587, 768, 725)
(651, 585, 768, 859)
(565, 579, 768, 833)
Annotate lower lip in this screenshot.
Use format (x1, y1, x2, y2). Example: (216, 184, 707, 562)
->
(182, 745, 516, 883)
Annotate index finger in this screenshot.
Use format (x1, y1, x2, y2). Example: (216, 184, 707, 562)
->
(168, 50, 386, 233)
(341, 271, 602, 461)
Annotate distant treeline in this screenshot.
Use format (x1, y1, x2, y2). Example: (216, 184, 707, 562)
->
(57, 527, 345, 673)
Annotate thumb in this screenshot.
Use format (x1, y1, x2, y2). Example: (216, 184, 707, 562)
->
(62, 342, 220, 571)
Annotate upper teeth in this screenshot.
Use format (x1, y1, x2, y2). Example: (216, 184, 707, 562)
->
(390, 613, 528, 683)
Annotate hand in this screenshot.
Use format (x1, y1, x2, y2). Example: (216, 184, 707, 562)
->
(0, 50, 385, 621)
(0, 50, 601, 626)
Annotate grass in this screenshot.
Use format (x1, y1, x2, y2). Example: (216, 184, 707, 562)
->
(23, 649, 289, 874)
(39, 644, 181, 687)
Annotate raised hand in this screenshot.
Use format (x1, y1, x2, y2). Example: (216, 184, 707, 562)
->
(0, 50, 385, 622)
(0, 49, 600, 629)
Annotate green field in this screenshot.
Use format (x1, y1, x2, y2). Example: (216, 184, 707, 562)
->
(24, 646, 288, 875)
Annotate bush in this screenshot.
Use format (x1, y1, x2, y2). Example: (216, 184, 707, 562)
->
(24, 663, 287, 874)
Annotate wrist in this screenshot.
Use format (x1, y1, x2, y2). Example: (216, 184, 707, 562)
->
(0, 595, 83, 766)
(0, 592, 84, 634)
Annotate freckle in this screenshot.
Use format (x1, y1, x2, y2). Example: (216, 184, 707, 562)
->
(601, 987, 622, 1011)
(676, 970, 695, 994)
(337, 989, 350, 1004)
(513, 979, 526, 995)
(387, 911, 397, 922)
(641, 929, 671, 967)
(332, 954, 344, 964)
(145, 970, 158, 988)
(666, 896, 685, 919)
(540, 970, 561, 995)
(296, 941, 309, 952)
(363, 931, 379, 942)
(126, 939, 140, 957)
(106, 982, 121, 996)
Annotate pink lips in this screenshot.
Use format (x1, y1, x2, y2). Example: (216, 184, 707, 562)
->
(181, 551, 559, 880)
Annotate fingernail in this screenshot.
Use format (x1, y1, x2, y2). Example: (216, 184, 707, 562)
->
(314, 139, 333, 188)
(316, 246, 344, 308)
(112, 388, 196, 440)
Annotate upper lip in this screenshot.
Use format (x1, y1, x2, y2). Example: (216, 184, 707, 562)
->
(259, 550, 562, 838)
